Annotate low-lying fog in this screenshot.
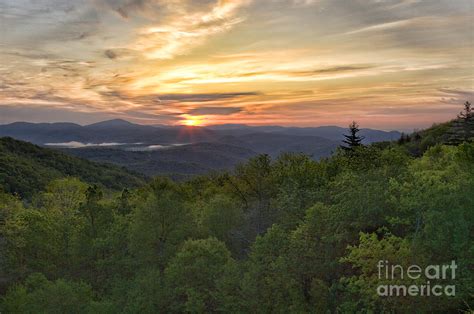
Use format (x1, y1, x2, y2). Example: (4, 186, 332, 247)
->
(44, 141, 186, 151)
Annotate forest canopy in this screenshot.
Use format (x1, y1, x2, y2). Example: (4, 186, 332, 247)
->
(0, 111, 473, 313)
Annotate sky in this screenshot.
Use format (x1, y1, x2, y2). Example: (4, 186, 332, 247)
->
(0, 0, 473, 130)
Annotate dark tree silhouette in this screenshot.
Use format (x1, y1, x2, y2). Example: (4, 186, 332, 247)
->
(447, 101, 474, 145)
(398, 132, 411, 145)
(341, 121, 365, 151)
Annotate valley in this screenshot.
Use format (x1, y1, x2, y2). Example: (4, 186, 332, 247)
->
(0, 119, 401, 177)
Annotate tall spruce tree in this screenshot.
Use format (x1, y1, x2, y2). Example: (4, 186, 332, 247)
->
(447, 101, 474, 145)
(341, 121, 365, 151)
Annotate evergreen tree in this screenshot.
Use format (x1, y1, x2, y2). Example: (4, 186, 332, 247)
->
(447, 101, 474, 144)
(397, 132, 411, 145)
(341, 121, 365, 151)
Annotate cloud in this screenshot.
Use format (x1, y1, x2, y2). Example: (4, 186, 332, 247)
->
(101, 91, 259, 103)
(113, 0, 148, 19)
(291, 0, 320, 6)
(438, 88, 474, 105)
(344, 19, 415, 35)
(439, 88, 474, 99)
(92, 0, 154, 18)
(191, 64, 376, 80)
(157, 92, 259, 102)
(290, 65, 376, 76)
(1, 0, 473, 130)
(129, 0, 252, 59)
(187, 106, 242, 115)
(104, 49, 117, 59)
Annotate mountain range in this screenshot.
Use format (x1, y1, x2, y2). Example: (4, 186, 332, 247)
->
(0, 119, 401, 177)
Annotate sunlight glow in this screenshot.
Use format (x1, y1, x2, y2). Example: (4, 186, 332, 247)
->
(183, 117, 202, 126)
(1, 0, 471, 129)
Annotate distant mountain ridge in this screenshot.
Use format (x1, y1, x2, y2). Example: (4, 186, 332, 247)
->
(0, 120, 401, 145)
(206, 124, 402, 143)
(0, 120, 401, 178)
(0, 120, 218, 144)
(87, 118, 136, 128)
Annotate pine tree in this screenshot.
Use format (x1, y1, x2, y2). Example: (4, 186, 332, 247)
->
(447, 101, 474, 145)
(341, 121, 365, 151)
(397, 133, 411, 145)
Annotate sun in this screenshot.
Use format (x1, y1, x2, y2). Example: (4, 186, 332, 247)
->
(182, 116, 203, 126)
(184, 119, 199, 126)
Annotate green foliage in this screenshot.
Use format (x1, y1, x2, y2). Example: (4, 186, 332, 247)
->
(0, 137, 145, 199)
(198, 193, 244, 253)
(0, 126, 473, 312)
(241, 224, 303, 312)
(447, 101, 474, 145)
(164, 238, 234, 312)
(340, 232, 414, 312)
(397, 112, 473, 156)
(129, 177, 194, 270)
(1, 273, 95, 314)
(118, 268, 167, 313)
(273, 153, 327, 229)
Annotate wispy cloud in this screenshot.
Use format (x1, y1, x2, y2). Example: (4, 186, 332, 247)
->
(127, 0, 252, 59)
(187, 106, 242, 115)
(286, 65, 376, 76)
(157, 92, 259, 102)
(0, 0, 472, 128)
(100, 91, 259, 103)
(344, 18, 415, 35)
